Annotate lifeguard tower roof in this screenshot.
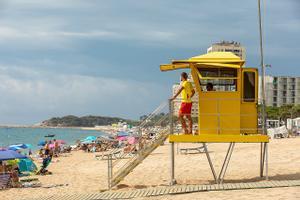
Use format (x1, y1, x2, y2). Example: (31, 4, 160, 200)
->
(160, 52, 245, 71)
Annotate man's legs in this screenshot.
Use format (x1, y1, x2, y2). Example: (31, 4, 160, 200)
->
(179, 114, 188, 134)
(186, 115, 193, 134)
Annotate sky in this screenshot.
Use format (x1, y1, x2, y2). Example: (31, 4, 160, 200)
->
(0, 0, 299, 124)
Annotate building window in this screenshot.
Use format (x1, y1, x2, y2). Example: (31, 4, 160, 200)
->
(292, 98, 295, 103)
(283, 91, 287, 96)
(283, 85, 287, 90)
(283, 98, 287, 103)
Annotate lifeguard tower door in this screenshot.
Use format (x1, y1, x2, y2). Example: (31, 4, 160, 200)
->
(241, 68, 258, 134)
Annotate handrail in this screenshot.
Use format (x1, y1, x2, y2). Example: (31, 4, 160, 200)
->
(108, 102, 170, 189)
(111, 130, 169, 183)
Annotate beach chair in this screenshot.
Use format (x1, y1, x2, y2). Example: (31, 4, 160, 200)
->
(36, 156, 52, 175)
(95, 149, 122, 160)
(122, 145, 137, 158)
(179, 145, 205, 155)
(0, 174, 11, 190)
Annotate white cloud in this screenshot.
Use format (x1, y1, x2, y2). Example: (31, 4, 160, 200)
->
(0, 26, 119, 40)
(4, 0, 92, 9)
(0, 0, 298, 50)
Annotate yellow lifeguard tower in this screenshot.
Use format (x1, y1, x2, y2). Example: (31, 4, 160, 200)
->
(160, 52, 269, 184)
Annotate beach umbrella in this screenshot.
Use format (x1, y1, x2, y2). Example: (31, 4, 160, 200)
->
(8, 144, 32, 151)
(38, 141, 46, 146)
(0, 150, 27, 161)
(116, 136, 127, 141)
(80, 136, 96, 144)
(85, 136, 97, 141)
(117, 131, 129, 137)
(127, 136, 137, 145)
(55, 140, 66, 144)
(81, 140, 94, 144)
(8, 146, 22, 151)
(98, 136, 115, 142)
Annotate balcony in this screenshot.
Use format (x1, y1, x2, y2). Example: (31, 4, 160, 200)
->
(283, 98, 287, 104)
(283, 85, 287, 90)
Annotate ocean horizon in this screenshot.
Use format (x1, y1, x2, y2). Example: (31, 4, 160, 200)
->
(0, 127, 107, 150)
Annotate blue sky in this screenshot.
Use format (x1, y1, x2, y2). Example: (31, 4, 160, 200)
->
(0, 0, 299, 124)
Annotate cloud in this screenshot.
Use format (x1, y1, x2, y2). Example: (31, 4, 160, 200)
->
(0, 0, 298, 124)
(0, 0, 256, 49)
(0, 66, 169, 124)
(0, 0, 297, 49)
(0, 27, 118, 40)
(3, 0, 92, 9)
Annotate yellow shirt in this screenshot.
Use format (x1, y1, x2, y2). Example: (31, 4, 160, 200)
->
(181, 80, 193, 103)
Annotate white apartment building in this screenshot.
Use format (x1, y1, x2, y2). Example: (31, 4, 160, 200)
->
(260, 76, 300, 107)
(207, 41, 246, 60)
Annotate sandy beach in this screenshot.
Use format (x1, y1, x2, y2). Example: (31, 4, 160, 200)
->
(1, 137, 300, 200)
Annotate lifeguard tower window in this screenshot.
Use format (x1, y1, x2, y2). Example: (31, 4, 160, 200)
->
(243, 72, 256, 102)
(197, 68, 237, 92)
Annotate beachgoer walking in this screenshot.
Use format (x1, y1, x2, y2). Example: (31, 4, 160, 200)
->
(171, 72, 195, 134)
(44, 141, 50, 156)
(28, 149, 32, 157)
(53, 139, 59, 156)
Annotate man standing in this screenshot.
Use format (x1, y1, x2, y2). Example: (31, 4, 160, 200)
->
(53, 139, 59, 156)
(171, 72, 195, 134)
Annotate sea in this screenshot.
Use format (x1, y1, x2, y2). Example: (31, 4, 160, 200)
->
(0, 127, 107, 150)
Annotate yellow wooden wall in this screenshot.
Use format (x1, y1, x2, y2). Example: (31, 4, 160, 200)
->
(191, 66, 258, 136)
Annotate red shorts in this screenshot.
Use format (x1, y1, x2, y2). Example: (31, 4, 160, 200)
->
(179, 102, 192, 115)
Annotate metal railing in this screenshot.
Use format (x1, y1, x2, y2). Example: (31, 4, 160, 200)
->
(107, 102, 170, 189)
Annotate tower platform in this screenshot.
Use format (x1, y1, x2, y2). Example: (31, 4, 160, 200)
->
(169, 134, 269, 143)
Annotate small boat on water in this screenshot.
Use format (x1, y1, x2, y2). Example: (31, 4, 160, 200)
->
(44, 134, 55, 138)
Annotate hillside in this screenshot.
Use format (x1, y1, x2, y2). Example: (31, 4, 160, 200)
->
(41, 115, 138, 127)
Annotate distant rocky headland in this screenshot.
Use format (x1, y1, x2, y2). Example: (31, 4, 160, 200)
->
(40, 115, 139, 128)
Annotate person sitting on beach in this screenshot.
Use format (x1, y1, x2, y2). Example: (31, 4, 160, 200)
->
(91, 145, 96, 153)
(38, 148, 43, 158)
(62, 146, 72, 153)
(123, 143, 137, 154)
(10, 165, 21, 188)
(170, 72, 195, 134)
(0, 161, 5, 173)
